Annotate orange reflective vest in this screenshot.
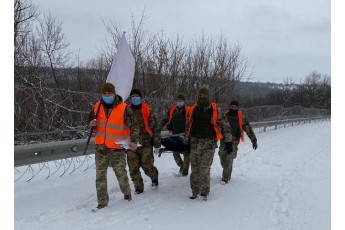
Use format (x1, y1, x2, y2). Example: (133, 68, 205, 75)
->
(187, 103, 223, 141)
(94, 101, 130, 149)
(129, 103, 153, 137)
(168, 105, 190, 122)
(167, 105, 190, 134)
(224, 110, 245, 142)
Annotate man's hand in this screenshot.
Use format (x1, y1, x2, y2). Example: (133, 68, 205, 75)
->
(252, 142, 258, 150)
(154, 147, 160, 155)
(88, 119, 96, 129)
(183, 136, 189, 145)
(129, 142, 138, 151)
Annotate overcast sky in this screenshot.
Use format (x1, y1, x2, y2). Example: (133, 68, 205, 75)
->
(32, 0, 330, 83)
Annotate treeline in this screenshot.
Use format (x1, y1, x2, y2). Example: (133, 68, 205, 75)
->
(14, 0, 330, 107)
(14, 0, 249, 103)
(234, 72, 331, 110)
(14, 0, 331, 144)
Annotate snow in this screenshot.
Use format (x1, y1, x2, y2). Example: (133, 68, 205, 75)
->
(14, 121, 331, 230)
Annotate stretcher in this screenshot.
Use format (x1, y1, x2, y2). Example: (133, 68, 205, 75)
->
(159, 133, 190, 157)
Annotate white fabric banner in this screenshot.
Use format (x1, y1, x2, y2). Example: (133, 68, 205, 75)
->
(106, 32, 135, 102)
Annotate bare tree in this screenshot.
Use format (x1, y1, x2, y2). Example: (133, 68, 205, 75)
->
(37, 12, 71, 88)
(14, 0, 38, 48)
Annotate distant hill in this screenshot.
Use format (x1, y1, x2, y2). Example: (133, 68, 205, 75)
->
(234, 81, 299, 98)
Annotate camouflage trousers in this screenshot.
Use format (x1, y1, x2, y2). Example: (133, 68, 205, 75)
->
(127, 146, 159, 191)
(173, 151, 190, 176)
(189, 137, 217, 196)
(95, 146, 131, 206)
(218, 141, 239, 182)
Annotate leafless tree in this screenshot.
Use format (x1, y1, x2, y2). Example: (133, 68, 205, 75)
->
(14, 0, 38, 48)
(37, 12, 71, 88)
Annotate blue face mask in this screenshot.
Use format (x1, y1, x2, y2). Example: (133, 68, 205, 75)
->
(131, 97, 141, 106)
(177, 101, 185, 108)
(102, 96, 114, 104)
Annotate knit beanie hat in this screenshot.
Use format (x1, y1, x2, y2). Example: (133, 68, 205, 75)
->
(176, 93, 185, 100)
(130, 88, 142, 97)
(230, 100, 239, 107)
(198, 87, 210, 98)
(101, 83, 115, 94)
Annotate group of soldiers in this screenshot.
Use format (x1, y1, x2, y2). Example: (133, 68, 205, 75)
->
(88, 82, 258, 210)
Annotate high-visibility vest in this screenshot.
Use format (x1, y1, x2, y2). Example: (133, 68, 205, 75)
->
(224, 110, 245, 142)
(94, 101, 130, 149)
(168, 105, 190, 122)
(167, 105, 190, 134)
(129, 103, 153, 137)
(187, 103, 223, 141)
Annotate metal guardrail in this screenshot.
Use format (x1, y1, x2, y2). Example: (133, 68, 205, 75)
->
(14, 116, 330, 167)
(14, 138, 96, 167)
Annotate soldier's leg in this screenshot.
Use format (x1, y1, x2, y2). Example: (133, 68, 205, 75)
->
(199, 143, 216, 196)
(226, 143, 238, 182)
(218, 142, 227, 169)
(173, 151, 183, 170)
(109, 150, 131, 198)
(219, 141, 231, 182)
(95, 150, 110, 206)
(189, 138, 201, 196)
(140, 146, 159, 181)
(127, 149, 144, 192)
(181, 152, 190, 176)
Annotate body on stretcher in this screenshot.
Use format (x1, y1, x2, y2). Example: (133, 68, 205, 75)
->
(159, 133, 190, 157)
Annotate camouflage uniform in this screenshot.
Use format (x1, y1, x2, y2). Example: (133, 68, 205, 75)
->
(127, 103, 161, 193)
(160, 105, 190, 176)
(89, 96, 139, 206)
(219, 111, 257, 183)
(186, 103, 231, 197)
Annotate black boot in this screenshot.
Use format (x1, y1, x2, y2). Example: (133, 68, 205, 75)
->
(151, 179, 159, 187)
(135, 188, 144, 194)
(189, 194, 198, 199)
(124, 194, 132, 201)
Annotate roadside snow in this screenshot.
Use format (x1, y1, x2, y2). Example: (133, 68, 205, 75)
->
(14, 121, 331, 230)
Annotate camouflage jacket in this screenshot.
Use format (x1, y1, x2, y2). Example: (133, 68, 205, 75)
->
(129, 103, 161, 148)
(221, 110, 257, 144)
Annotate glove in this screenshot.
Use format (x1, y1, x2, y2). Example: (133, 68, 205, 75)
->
(183, 136, 189, 145)
(154, 147, 160, 155)
(224, 142, 233, 154)
(184, 144, 191, 153)
(252, 142, 258, 150)
(129, 142, 138, 151)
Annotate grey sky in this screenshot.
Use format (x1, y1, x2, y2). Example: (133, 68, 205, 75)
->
(34, 0, 330, 83)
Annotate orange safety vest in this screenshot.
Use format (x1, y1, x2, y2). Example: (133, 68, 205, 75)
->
(167, 105, 190, 134)
(187, 103, 223, 141)
(94, 101, 130, 149)
(168, 105, 190, 122)
(129, 103, 153, 137)
(224, 110, 245, 142)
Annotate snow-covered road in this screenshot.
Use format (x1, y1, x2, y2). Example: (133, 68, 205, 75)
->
(14, 121, 331, 230)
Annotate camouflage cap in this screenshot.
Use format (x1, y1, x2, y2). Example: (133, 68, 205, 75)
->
(176, 93, 185, 100)
(198, 87, 210, 98)
(130, 88, 142, 97)
(230, 100, 239, 107)
(101, 83, 115, 94)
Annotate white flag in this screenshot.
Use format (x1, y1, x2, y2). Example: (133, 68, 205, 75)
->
(106, 32, 135, 101)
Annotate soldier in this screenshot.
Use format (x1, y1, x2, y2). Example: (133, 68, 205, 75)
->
(160, 93, 190, 176)
(219, 100, 258, 184)
(127, 88, 161, 194)
(88, 83, 139, 211)
(184, 87, 231, 201)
